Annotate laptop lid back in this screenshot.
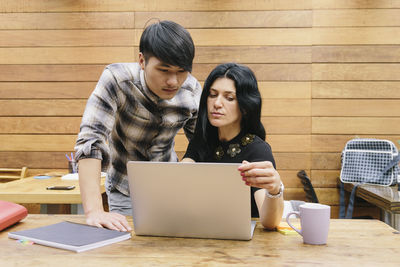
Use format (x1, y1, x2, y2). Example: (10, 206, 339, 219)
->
(127, 161, 254, 240)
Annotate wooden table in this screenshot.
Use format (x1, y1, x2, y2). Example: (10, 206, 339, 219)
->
(0, 175, 105, 214)
(344, 183, 400, 230)
(1, 215, 400, 266)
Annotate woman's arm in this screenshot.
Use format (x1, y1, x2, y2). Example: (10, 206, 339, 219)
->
(238, 160, 284, 230)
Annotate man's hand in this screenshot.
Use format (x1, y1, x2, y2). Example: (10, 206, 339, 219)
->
(86, 210, 132, 232)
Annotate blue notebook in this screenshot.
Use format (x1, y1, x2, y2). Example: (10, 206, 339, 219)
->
(8, 221, 131, 252)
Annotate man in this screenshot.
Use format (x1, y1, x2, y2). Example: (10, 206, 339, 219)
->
(74, 21, 201, 231)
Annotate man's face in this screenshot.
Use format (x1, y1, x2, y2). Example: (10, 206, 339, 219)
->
(139, 53, 189, 100)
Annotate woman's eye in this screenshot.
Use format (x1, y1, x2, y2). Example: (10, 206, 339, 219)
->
(209, 93, 217, 98)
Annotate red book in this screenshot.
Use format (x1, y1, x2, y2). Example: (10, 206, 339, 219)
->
(0, 200, 28, 231)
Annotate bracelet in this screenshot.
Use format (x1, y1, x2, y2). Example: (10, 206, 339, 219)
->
(265, 182, 284, 199)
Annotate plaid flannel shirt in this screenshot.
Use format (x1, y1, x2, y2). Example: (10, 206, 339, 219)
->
(75, 63, 201, 196)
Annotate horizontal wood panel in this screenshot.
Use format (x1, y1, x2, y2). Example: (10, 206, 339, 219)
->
(266, 135, 311, 153)
(0, 46, 311, 65)
(312, 82, 400, 99)
(0, 135, 77, 151)
(279, 170, 306, 188)
(312, 135, 400, 152)
(312, 153, 341, 170)
(0, 82, 96, 99)
(0, 81, 309, 99)
(312, 100, 400, 117)
(311, 170, 341, 188)
(259, 82, 311, 99)
(0, 64, 310, 82)
(312, 64, 400, 81)
(175, 134, 312, 153)
(313, 117, 400, 135)
(0, 151, 311, 171)
(0, 65, 105, 82)
(135, 11, 312, 28)
(313, 0, 400, 9)
(188, 29, 312, 46)
(285, 188, 340, 205)
(0, 0, 312, 12)
(0, 47, 135, 64)
(0, 30, 135, 47)
(0, 152, 77, 169)
(274, 153, 311, 170)
(0, 117, 81, 134)
(262, 100, 311, 116)
(0, 100, 86, 116)
(313, 28, 400, 45)
(194, 46, 311, 64)
(314, 9, 400, 27)
(262, 117, 311, 134)
(312, 46, 400, 63)
(0, 99, 310, 117)
(0, 12, 135, 29)
(193, 64, 311, 81)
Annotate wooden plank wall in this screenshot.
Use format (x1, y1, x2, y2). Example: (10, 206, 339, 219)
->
(2, 0, 399, 217)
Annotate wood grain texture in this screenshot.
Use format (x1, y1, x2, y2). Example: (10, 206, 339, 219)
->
(312, 46, 400, 63)
(192, 64, 312, 81)
(261, 117, 311, 134)
(0, 135, 77, 151)
(259, 82, 311, 99)
(313, 0, 400, 9)
(194, 46, 311, 64)
(314, 9, 400, 27)
(0, 47, 135, 64)
(0, 117, 81, 134)
(262, 99, 311, 116)
(312, 117, 400, 134)
(0, 65, 105, 82)
(0, 12, 135, 29)
(0, 30, 135, 47)
(0, 152, 74, 169)
(0, 82, 96, 99)
(313, 28, 400, 45)
(189, 29, 312, 46)
(312, 135, 400, 152)
(312, 82, 400, 99)
(0, 100, 87, 116)
(135, 11, 312, 28)
(312, 100, 400, 116)
(312, 64, 400, 81)
(0, 0, 312, 12)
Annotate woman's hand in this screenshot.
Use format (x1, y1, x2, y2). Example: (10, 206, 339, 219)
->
(238, 160, 282, 195)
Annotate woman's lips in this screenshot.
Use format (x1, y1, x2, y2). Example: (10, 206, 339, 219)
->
(210, 112, 223, 118)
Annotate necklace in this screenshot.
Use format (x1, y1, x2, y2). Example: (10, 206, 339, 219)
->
(214, 134, 255, 160)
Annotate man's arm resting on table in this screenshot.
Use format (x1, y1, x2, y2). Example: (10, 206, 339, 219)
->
(78, 158, 131, 232)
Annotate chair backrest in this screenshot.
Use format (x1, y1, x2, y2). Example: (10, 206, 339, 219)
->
(297, 170, 319, 203)
(0, 167, 28, 181)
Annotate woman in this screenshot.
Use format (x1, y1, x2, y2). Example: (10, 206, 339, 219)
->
(182, 63, 284, 229)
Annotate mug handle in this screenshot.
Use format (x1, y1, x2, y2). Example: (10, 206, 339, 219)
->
(286, 211, 302, 236)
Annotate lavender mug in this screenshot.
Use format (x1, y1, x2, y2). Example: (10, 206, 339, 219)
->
(286, 203, 330, 245)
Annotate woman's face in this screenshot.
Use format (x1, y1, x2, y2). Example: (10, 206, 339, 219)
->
(207, 77, 242, 134)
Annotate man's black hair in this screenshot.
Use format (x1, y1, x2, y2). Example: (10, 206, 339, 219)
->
(139, 20, 195, 72)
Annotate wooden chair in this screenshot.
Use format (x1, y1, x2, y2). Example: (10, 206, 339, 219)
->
(0, 167, 28, 180)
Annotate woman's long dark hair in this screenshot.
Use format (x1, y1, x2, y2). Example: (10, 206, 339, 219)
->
(192, 63, 266, 160)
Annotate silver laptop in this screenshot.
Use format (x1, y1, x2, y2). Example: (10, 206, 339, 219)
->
(127, 161, 256, 240)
